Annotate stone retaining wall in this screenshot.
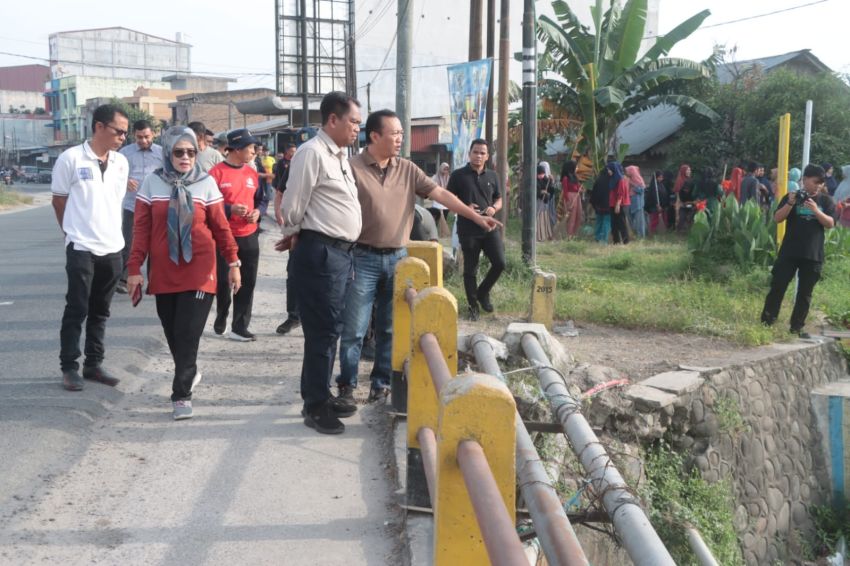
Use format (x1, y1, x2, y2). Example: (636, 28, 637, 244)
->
(611, 340, 849, 565)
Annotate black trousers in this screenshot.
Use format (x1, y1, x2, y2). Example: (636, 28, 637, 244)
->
(216, 231, 260, 333)
(120, 208, 134, 283)
(611, 210, 630, 244)
(60, 243, 123, 371)
(155, 291, 214, 401)
(291, 232, 353, 412)
(286, 253, 299, 320)
(428, 208, 448, 225)
(459, 230, 506, 307)
(761, 255, 822, 333)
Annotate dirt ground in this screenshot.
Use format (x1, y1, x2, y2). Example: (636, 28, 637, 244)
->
(459, 315, 761, 381)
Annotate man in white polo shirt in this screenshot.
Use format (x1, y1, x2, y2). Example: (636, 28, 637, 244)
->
(51, 104, 130, 392)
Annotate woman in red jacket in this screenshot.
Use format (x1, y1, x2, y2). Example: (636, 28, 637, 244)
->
(127, 126, 241, 420)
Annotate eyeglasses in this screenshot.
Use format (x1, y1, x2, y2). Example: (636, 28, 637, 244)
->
(102, 123, 128, 138)
(172, 148, 197, 158)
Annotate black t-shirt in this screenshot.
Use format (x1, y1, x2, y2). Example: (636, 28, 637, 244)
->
(447, 164, 501, 236)
(273, 159, 291, 193)
(777, 192, 836, 263)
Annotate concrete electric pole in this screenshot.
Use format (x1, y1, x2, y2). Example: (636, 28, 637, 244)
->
(397, 0, 413, 157)
(469, 0, 483, 60)
(521, 0, 537, 264)
(495, 0, 510, 231)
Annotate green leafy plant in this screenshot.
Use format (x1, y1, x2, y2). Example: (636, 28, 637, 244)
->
(809, 502, 850, 558)
(714, 396, 746, 435)
(688, 195, 777, 270)
(537, 0, 717, 172)
(642, 441, 742, 565)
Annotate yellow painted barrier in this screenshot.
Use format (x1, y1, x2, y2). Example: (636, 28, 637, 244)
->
(406, 241, 443, 287)
(433, 374, 517, 565)
(530, 268, 556, 329)
(391, 257, 431, 375)
(776, 113, 791, 246)
(407, 287, 457, 449)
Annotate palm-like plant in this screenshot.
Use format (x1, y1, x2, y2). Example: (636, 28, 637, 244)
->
(538, 0, 719, 173)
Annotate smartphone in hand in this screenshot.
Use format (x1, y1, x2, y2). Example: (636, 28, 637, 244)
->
(131, 284, 142, 307)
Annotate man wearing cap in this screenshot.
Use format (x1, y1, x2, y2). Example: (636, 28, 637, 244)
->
(337, 109, 500, 404)
(209, 129, 262, 341)
(190, 121, 224, 173)
(282, 91, 362, 435)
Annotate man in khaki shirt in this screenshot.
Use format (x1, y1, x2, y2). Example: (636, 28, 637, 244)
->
(337, 109, 500, 403)
(282, 91, 362, 435)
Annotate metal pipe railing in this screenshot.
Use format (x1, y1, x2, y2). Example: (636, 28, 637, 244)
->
(458, 440, 530, 566)
(471, 334, 590, 566)
(417, 426, 438, 500)
(521, 333, 677, 566)
(687, 527, 720, 566)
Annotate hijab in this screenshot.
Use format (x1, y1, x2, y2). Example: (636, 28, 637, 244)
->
(539, 160, 553, 179)
(834, 165, 850, 203)
(156, 126, 208, 265)
(625, 165, 644, 188)
(432, 162, 450, 187)
(606, 161, 624, 190)
(673, 164, 690, 193)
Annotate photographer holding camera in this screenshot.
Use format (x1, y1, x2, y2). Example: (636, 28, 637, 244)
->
(761, 164, 836, 337)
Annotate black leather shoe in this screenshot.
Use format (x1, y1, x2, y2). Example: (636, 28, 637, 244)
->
(476, 292, 494, 313)
(213, 313, 227, 335)
(275, 317, 301, 335)
(304, 402, 345, 434)
(367, 386, 390, 404)
(62, 369, 84, 391)
(82, 366, 120, 387)
(332, 387, 357, 417)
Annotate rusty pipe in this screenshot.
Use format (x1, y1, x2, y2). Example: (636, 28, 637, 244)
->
(457, 440, 529, 566)
(419, 332, 451, 394)
(417, 426, 438, 501)
(471, 334, 590, 566)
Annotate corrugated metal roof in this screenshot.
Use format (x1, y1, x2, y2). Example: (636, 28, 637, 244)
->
(0, 65, 50, 93)
(716, 49, 831, 83)
(411, 125, 438, 153)
(617, 104, 684, 157)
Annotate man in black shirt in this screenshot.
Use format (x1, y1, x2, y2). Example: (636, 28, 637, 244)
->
(447, 139, 504, 320)
(761, 164, 836, 336)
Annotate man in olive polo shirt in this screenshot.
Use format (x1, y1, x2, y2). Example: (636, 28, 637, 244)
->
(338, 109, 500, 403)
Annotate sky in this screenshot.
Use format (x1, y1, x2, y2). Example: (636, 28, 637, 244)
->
(0, 0, 844, 92)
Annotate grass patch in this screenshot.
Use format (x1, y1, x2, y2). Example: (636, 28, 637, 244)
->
(0, 188, 33, 208)
(444, 219, 850, 345)
(642, 441, 743, 565)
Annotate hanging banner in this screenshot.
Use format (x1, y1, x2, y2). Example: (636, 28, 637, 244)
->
(447, 58, 493, 172)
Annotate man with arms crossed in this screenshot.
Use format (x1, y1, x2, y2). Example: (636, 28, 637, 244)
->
(282, 92, 362, 435)
(52, 104, 130, 391)
(337, 110, 500, 403)
(117, 119, 162, 294)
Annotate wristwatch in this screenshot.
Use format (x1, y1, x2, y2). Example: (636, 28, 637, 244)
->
(229, 260, 242, 268)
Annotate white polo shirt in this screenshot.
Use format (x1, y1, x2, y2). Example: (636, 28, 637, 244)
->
(51, 141, 129, 255)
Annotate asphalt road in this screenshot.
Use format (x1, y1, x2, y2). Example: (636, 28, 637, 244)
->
(0, 188, 166, 525)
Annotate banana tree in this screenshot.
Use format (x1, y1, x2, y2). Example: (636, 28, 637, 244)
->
(538, 0, 719, 174)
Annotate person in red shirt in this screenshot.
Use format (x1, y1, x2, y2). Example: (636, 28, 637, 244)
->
(608, 161, 630, 244)
(127, 126, 241, 420)
(208, 129, 262, 341)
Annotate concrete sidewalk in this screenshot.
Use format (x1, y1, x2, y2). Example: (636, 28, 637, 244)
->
(0, 231, 402, 565)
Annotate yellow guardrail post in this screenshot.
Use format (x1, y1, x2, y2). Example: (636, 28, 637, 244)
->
(392, 257, 431, 378)
(406, 241, 443, 288)
(408, 287, 457, 449)
(433, 373, 517, 565)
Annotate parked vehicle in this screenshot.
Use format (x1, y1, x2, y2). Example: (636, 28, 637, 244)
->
(19, 166, 39, 183)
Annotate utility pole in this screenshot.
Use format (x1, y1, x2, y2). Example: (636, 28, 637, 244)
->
(521, 0, 537, 264)
(484, 0, 495, 147)
(299, 0, 309, 126)
(495, 0, 510, 231)
(397, 0, 413, 157)
(469, 0, 483, 60)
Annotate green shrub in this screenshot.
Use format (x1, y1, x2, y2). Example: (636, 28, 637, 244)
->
(689, 196, 777, 270)
(810, 502, 850, 557)
(642, 441, 743, 565)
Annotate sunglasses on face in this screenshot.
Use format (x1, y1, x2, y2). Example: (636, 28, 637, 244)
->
(102, 123, 128, 138)
(172, 148, 197, 158)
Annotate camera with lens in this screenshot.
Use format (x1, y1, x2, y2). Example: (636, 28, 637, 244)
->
(794, 189, 811, 204)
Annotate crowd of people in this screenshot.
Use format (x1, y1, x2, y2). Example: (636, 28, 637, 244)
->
(50, 97, 502, 433)
(531, 157, 850, 243)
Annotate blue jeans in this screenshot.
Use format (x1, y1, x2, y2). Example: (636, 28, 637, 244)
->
(338, 247, 407, 390)
(594, 213, 611, 243)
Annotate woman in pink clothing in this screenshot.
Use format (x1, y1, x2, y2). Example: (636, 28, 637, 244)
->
(559, 160, 583, 238)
